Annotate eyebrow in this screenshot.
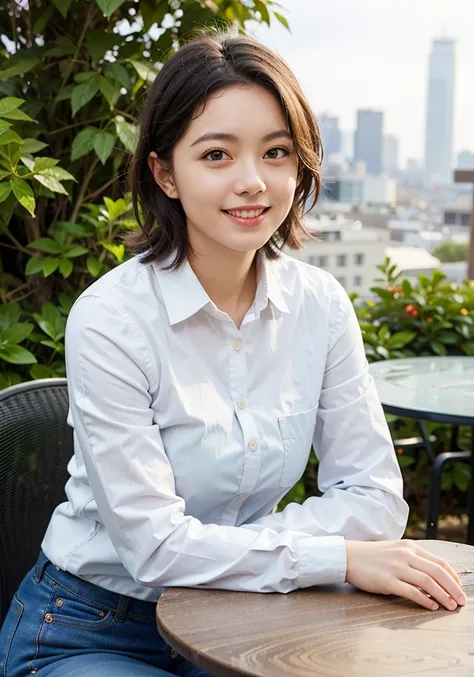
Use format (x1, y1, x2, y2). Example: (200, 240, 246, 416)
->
(190, 129, 293, 147)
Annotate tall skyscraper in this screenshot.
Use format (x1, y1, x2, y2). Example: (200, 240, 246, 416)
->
(424, 38, 455, 185)
(318, 114, 342, 156)
(354, 109, 384, 175)
(383, 135, 399, 175)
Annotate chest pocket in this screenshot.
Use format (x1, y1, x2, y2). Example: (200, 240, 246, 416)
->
(278, 403, 319, 488)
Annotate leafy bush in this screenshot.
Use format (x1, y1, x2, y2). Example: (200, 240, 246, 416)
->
(0, 0, 285, 389)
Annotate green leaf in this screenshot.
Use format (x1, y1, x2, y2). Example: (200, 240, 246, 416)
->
(19, 195, 35, 216)
(0, 107, 34, 122)
(71, 126, 99, 161)
(45, 37, 75, 58)
(375, 346, 390, 359)
(402, 278, 412, 296)
(34, 5, 55, 33)
(114, 116, 138, 153)
(0, 344, 37, 364)
(10, 177, 34, 201)
(87, 256, 102, 277)
(30, 363, 56, 380)
(58, 294, 74, 313)
(0, 97, 24, 116)
(129, 60, 159, 84)
(387, 331, 417, 349)
(95, 0, 127, 17)
(85, 31, 120, 61)
(64, 245, 88, 258)
(34, 174, 68, 195)
(52, 0, 73, 18)
(74, 71, 99, 84)
(37, 165, 76, 182)
(0, 129, 23, 145)
(0, 119, 12, 130)
(0, 182, 11, 202)
(437, 330, 459, 345)
(58, 258, 73, 278)
(431, 341, 447, 356)
(99, 76, 122, 109)
(104, 196, 128, 221)
(274, 11, 290, 30)
(29, 238, 62, 254)
(101, 242, 125, 262)
(105, 62, 131, 90)
(54, 84, 75, 103)
(0, 302, 21, 330)
(34, 157, 59, 171)
(21, 138, 48, 154)
(93, 131, 115, 164)
(71, 78, 100, 116)
(25, 256, 46, 276)
(2, 323, 34, 345)
(62, 220, 94, 236)
(42, 302, 63, 329)
(370, 287, 395, 302)
(0, 59, 41, 80)
(43, 257, 60, 277)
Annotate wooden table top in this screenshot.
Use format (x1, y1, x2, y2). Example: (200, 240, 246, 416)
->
(156, 540, 474, 677)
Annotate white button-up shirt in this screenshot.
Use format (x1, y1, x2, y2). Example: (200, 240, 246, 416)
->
(42, 251, 409, 601)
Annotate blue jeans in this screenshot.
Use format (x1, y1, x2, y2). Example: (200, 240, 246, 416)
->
(0, 551, 213, 676)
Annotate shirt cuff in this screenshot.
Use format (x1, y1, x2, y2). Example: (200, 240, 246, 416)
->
(296, 535, 347, 587)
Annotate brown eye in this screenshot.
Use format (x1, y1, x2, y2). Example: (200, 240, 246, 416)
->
(265, 147, 289, 159)
(203, 150, 228, 161)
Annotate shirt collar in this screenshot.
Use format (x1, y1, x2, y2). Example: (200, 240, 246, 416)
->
(153, 250, 289, 327)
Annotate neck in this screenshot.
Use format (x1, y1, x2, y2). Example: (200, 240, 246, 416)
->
(187, 247, 258, 321)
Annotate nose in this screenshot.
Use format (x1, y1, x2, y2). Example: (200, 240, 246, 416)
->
(233, 161, 266, 196)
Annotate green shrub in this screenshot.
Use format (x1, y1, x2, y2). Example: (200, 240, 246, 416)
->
(0, 0, 285, 389)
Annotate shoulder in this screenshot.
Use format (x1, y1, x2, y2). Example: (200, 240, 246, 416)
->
(273, 253, 354, 347)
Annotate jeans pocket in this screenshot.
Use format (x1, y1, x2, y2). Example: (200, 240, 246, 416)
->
(0, 594, 24, 677)
(278, 402, 318, 488)
(44, 582, 115, 631)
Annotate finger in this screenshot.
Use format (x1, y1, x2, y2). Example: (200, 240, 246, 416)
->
(390, 579, 439, 611)
(411, 552, 466, 602)
(413, 545, 463, 587)
(404, 567, 459, 611)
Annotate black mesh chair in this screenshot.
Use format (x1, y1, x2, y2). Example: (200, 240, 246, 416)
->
(0, 378, 73, 624)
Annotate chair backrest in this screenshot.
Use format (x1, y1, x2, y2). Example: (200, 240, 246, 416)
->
(0, 378, 73, 624)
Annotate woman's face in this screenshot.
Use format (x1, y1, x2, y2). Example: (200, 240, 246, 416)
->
(149, 84, 298, 259)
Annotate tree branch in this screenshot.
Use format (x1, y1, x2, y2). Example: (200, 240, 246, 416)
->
(83, 175, 118, 203)
(58, 3, 96, 92)
(70, 157, 100, 223)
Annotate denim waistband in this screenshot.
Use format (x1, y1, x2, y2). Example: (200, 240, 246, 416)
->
(33, 551, 158, 621)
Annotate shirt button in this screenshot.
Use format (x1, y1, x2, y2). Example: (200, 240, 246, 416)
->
(237, 492, 248, 502)
(237, 398, 246, 409)
(232, 340, 242, 351)
(248, 439, 258, 451)
(171, 649, 179, 659)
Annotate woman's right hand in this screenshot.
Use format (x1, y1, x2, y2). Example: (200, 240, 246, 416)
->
(344, 539, 467, 611)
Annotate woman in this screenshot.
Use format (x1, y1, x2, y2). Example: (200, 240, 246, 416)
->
(0, 31, 466, 677)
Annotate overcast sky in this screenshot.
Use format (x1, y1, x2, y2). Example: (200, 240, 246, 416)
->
(250, 0, 474, 167)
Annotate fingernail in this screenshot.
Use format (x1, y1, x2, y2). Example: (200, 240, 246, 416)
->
(431, 603, 439, 611)
(458, 594, 467, 605)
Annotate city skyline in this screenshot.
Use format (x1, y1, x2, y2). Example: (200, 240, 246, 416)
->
(251, 0, 474, 166)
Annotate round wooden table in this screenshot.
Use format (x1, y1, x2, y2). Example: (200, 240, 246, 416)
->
(156, 540, 474, 677)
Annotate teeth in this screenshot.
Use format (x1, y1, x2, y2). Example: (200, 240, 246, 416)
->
(227, 208, 266, 218)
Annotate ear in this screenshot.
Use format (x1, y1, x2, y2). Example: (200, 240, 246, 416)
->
(148, 152, 179, 199)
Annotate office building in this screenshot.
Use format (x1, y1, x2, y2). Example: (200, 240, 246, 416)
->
(424, 38, 456, 185)
(318, 114, 342, 157)
(383, 135, 399, 175)
(354, 109, 384, 175)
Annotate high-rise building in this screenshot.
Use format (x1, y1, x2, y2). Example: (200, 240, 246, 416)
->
(354, 109, 384, 175)
(318, 114, 341, 156)
(457, 150, 474, 170)
(424, 38, 455, 185)
(383, 135, 399, 175)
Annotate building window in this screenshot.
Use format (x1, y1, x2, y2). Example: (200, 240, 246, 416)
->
(337, 276, 346, 287)
(308, 255, 316, 265)
(354, 275, 362, 287)
(336, 254, 347, 267)
(354, 253, 364, 265)
(317, 255, 328, 267)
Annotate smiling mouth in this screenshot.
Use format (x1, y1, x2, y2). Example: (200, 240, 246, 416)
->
(222, 207, 270, 218)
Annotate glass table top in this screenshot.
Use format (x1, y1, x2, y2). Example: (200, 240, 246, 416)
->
(369, 356, 474, 423)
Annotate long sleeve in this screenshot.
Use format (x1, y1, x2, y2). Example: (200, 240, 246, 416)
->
(246, 284, 409, 540)
(64, 293, 347, 593)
